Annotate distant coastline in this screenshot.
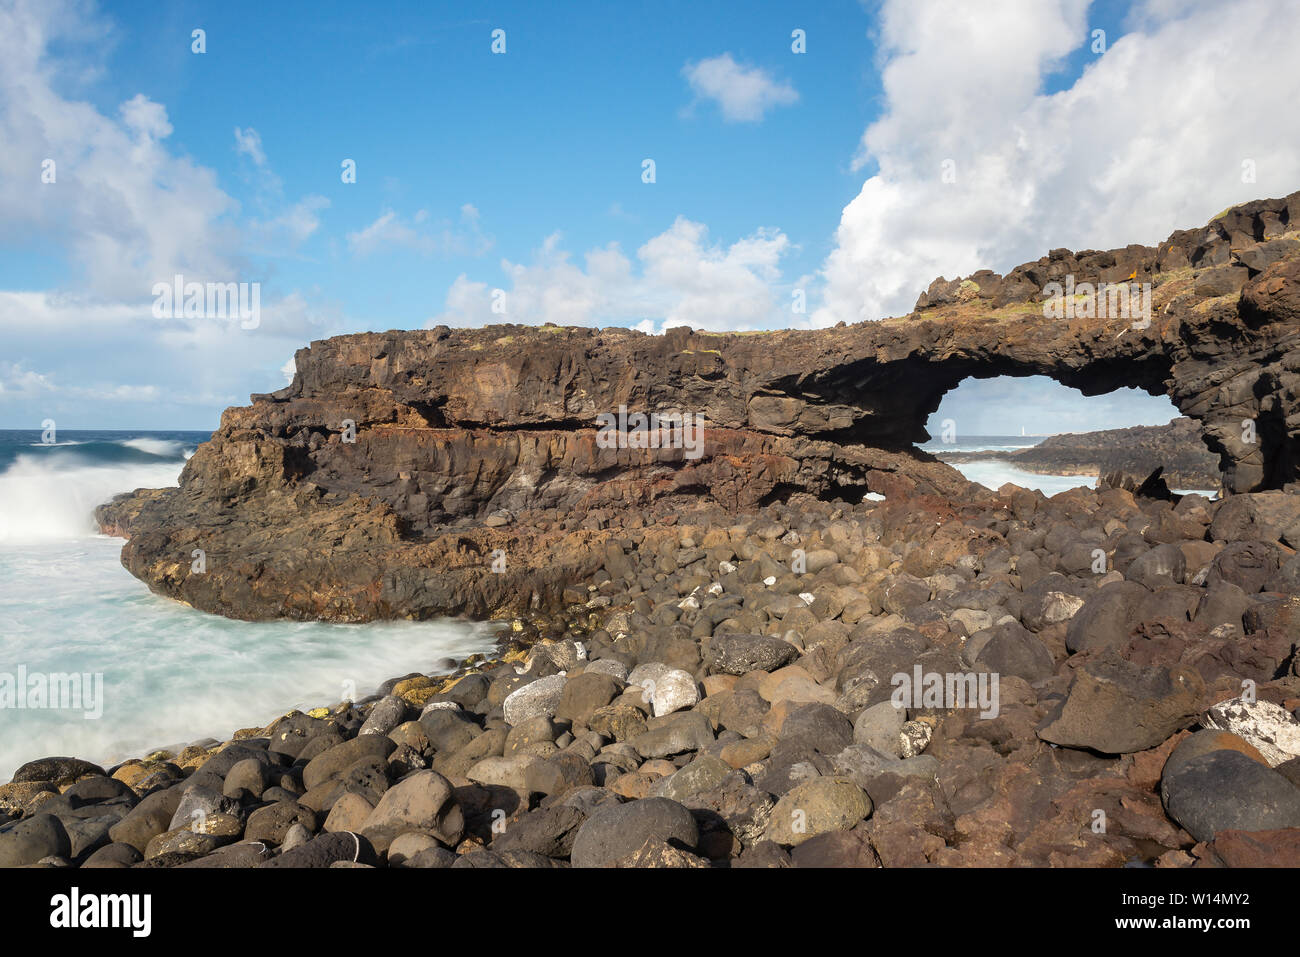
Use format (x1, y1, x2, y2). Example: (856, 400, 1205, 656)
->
(934, 418, 1221, 491)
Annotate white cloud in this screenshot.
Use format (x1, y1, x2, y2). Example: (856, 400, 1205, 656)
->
(429, 217, 796, 332)
(348, 205, 493, 258)
(0, 2, 243, 303)
(233, 126, 267, 166)
(682, 53, 798, 122)
(0, 2, 346, 424)
(0, 361, 55, 397)
(250, 194, 330, 248)
(814, 0, 1300, 325)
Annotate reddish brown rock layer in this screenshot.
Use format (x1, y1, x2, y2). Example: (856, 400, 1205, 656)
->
(96, 191, 1300, 622)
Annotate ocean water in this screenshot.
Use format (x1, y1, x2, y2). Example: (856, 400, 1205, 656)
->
(919, 434, 1045, 455)
(920, 434, 1217, 496)
(919, 434, 1095, 494)
(0, 431, 497, 780)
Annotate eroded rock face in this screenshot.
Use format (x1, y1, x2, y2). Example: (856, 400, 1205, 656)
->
(96, 191, 1300, 622)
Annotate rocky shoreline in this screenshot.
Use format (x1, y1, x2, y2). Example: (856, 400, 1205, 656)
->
(938, 418, 1224, 491)
(4, 191, 1300, 868)
(5, 484, 1300, 868)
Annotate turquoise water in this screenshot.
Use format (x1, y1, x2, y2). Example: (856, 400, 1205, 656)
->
(0, 431, 496, 779)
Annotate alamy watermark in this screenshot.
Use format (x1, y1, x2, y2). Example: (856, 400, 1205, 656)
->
(1042, 274, 1150, 329)
(891, 665, 999, 719)
(595, 405, 705, 459)
(0, 667, 104, 719)
(152, 274, 260, 329)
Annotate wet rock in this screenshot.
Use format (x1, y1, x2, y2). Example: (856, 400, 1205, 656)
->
(358, 695, 411, 736)
(108, 787, 184, 853)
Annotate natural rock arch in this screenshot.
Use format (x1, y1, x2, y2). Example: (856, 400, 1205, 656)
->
(96, 191, 1300, 621)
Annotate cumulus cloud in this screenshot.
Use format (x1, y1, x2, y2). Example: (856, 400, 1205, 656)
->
(0, 3, 244, 303)
(0, 1, 343, 424)
(813, 0, 1300, 325)
(428, 217, 795, 332)
(682, 53, 798, 122)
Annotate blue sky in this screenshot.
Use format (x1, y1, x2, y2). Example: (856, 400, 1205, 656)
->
(1, 0, 1296, 431)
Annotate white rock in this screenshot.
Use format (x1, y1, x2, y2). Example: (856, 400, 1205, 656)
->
(799, 592, 816, 605)
(502, 674, 568, 726)
(1203, 697, 1300, 767)
(419, 700, 461, 716)
(627, 664, 699, 717)
(627, 662, 673, 689)
(584, 657, 630, 682)
(1041, 591, 1086, 623)
(707, 582, 724, 597)
(719, 561, 737, 575)
(899, 720, 933, 758)
(762, 575, 777, 587)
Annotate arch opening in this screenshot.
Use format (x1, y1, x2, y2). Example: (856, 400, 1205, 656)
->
(920, 375, 1222, 496)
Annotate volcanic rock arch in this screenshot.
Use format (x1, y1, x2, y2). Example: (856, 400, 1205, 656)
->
(95, 190, 1300, 621)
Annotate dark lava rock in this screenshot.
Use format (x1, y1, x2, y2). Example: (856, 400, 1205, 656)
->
(359, 770, 463, 853)
(0, 813, 71, 867)
(1037, 652, 1204, 754)
(11, 757, 106, 785)
(570, 797, 699, 868)
(261, 831, 377, 868)
(1161, 749, 1300, 842)
(706, 633, 799, 675)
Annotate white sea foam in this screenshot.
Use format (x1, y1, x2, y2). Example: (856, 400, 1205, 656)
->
(954, 461, 1099, 496)
(0, 537, 497, 779)
(118, 437, 190, 458)
(0, 454, 185, 541)
(951, 461, 1216, 497)
(0, 437, 496, 779)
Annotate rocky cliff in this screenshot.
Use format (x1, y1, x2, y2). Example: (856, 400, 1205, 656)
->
(939, 418, 1223, 491)
(97, 190, 1300, 622)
